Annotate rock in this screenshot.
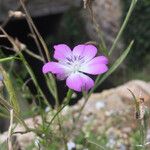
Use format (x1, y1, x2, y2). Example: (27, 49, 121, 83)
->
(0, 80, 149, 149)
(0, 116, 42, 149)
(0, 0, 81, 21)
(0, 0, 124, 65)
(82, 0, 123, 62)
(100, 80, 150, 102)
(67, 80, 150, 149)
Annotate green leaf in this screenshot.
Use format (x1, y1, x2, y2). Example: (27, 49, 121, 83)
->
(109, 0, 137, 56)
(0, 66, 20, 113)
(0, 141, 7, 150)
(0, 57, 17, 63)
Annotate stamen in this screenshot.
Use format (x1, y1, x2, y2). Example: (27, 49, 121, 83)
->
(62, 54, 86, 74)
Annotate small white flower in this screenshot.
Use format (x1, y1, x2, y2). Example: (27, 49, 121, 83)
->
(67, 141, 76, 150)
(34, 138, 40, 148)
(45, 106, 50, 112)
(95, 101, 106, 109)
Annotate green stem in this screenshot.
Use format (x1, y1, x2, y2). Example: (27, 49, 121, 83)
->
(109, 0, 137, 56)
(57, 115, 68, 150)
(88, 8, 108, 55)
(0, 57, 18, 63)
(87, 139, 105, 150)
(46, 89, 73, 130)
(74, 41, 134, 127)
(20, 0, 60, 108)
(18, 52, 50, 107)
(138, 120, 146, 150)
(0, 66, 20, 113)
(54, 90, 73, 150)
(24, 48, 44, 62)
(8, 109, 13, 150)
(20, 0, 50, 61)
(0, 96, 29, 130)
(0, 26, 50, 107)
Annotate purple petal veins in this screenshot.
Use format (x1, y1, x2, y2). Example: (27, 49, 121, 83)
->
(66, 73, 94, 92)
(54, 44, 72, 60)
(42, 44, 109, 92)
(73, 44, 97, 62)
(79, 56, 108, 75)
(42, 62, 67, 74)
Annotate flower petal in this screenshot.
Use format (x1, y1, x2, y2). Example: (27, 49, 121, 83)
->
(80, 56, 108, 75)
(66, 73, 94, 92)
(56, 73, 68, 80)
(73, 44, 97, 61)
(54, 44, 72, 60)
(94, 56, 109, 64)
(42, 62, 66, 74)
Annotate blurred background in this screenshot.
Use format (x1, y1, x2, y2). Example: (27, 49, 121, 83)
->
(0, 0, 150, 149)
(0, 0, 149, 86)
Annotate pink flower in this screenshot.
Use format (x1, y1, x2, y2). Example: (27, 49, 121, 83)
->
(42, 44, 108, 92)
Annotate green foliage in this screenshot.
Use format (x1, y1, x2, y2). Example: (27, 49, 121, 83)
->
(0, 142, 7, 150)
(86, 133, 108, 150)
(123, 0, 150, 68)
(130, 130, 142, 150)
(0, 1, 147, 149)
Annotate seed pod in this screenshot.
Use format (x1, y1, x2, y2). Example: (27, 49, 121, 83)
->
(135, 97, 145, 120)
(128, 89, 146, 120)
(8, 11, 25, 19)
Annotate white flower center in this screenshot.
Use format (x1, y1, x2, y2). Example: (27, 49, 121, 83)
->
(71, 61, 81, 73)
(61, 55, 85, 74)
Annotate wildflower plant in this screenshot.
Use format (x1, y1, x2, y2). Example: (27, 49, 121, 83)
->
(42, 44, 108, 92)
(0, 0, 146, 149)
